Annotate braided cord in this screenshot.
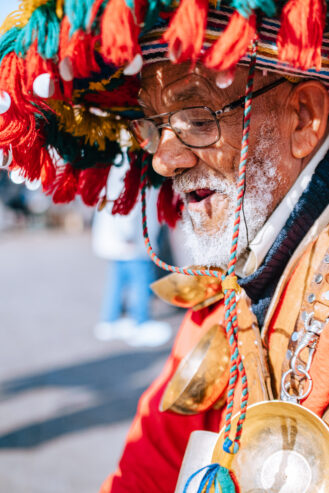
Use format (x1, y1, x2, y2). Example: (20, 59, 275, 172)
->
(140, 38, 259, 455)
(141, 163, 221, 279)
(223, 38, 258, 452)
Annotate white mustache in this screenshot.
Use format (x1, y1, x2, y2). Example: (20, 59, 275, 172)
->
(172, 171, 234, 196)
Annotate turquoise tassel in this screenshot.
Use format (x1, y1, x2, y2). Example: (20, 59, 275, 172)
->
(143, 0, 178, 32)
(0, 27, 19, 64)
(15, 2, 60, 59)
(183, 464, 237, 493)
(230, 0, 276, 18)
(64, 0, 95, 34)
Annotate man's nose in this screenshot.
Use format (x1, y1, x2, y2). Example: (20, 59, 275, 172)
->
(152, 128, 198, 177)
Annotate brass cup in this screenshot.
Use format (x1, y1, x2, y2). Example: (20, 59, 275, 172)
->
(160, 325, 230, 415)
(212, 400, 329, 492)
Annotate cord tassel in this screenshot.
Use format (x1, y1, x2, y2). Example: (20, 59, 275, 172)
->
(163, 0, 208, 64)
(204, 11, 256, 71)
(183, 463, 238, 493)
(277, 0, 326, 70)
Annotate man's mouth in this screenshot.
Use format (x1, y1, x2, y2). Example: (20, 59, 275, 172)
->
(186, 188, 216, 203)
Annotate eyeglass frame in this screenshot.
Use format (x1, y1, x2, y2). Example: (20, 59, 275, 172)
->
(130, 77, 287, 152)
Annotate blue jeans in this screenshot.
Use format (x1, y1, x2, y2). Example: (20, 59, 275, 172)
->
(100, 259, 155, 325)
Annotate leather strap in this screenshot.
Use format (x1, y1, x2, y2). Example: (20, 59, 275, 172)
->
(281, 248, 329, 401)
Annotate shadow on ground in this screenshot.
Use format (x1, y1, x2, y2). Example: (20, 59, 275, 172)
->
(0, 348, 169, 449)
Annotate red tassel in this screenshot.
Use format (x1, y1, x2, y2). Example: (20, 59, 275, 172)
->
(163, 0, 208, 64)
(101, 0, 140, 66)
(157, 179, 183, 228)
(204, 12, 256, 71)
(278, 0, 326, 70)
(88, 0, 105, 27)
(25, 41, 62, 100)
(11, 137, 45, 182)
(0, 53, 43, 148)
(52, 164, 80, 203)
(112, 157, 141, 215)
(40, 148, 57, 193)
(78, 166, 111, 206)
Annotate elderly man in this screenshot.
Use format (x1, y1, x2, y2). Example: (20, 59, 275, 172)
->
(1, 1, 329, 492)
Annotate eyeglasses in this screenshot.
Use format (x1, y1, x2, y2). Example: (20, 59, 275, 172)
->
(130, 77, 286, 154)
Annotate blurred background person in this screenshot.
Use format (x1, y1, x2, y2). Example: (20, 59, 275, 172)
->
(92, 159, 172, 347)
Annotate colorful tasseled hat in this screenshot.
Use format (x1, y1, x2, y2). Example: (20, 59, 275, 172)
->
(0, 0, 329, 222)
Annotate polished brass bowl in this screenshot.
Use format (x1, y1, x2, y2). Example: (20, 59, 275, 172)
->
(160, 325, 230, 415)
(212, 401, 329, 492)
(151, 269, 223, 309)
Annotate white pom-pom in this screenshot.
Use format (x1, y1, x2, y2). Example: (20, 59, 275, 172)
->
(0, 147, 12, 169)
(0, 91, 11, 114)
(59, 56, 74, 81)
(33, 73, 55, 98)
(123, 54, 143, 76)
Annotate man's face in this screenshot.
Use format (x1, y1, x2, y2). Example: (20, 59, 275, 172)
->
(139, 63, 302, 268)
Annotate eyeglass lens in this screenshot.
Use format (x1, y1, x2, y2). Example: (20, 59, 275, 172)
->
(170, 107, 220, 148)
(130, 119, 160, 154)
(131, 107, 220, 154)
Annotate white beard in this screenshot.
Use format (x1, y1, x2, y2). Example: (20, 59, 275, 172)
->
(173, 120, 280, 270)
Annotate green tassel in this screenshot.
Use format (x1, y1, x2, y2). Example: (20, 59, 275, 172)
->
(15, 2, 60, 59)
(230, 0, 276, 18)
(64, 0, 95, 34)
(0, 27, 19, 64)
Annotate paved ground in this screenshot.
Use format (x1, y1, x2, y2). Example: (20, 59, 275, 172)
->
(0, 229, 183, 493)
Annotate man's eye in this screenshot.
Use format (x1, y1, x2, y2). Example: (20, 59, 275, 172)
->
(189, 119, 216, 131)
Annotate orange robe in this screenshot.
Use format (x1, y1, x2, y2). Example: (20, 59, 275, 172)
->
(101, 228, 329, 493)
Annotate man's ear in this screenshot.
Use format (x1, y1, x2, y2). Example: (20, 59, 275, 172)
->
(290, 80, 329, 159)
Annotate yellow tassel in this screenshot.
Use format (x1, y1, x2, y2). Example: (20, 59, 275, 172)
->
(0, 0, 49, 34)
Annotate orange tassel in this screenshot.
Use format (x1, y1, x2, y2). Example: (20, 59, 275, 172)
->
(52, 164, 80, 203)
(78, 166, 111, 206)
(163, 0, 208, 64)
(101, 0, 140, 66)
(157, 179, 183, 228)
(277, 0, 326, 70)
(204, 11, 256, 71)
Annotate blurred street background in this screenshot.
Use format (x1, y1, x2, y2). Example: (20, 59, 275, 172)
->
(0, 208, 183, 493)
(0, 3, 185, 491)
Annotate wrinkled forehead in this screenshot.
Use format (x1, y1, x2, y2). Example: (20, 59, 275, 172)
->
(140, 62, 272, 107)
